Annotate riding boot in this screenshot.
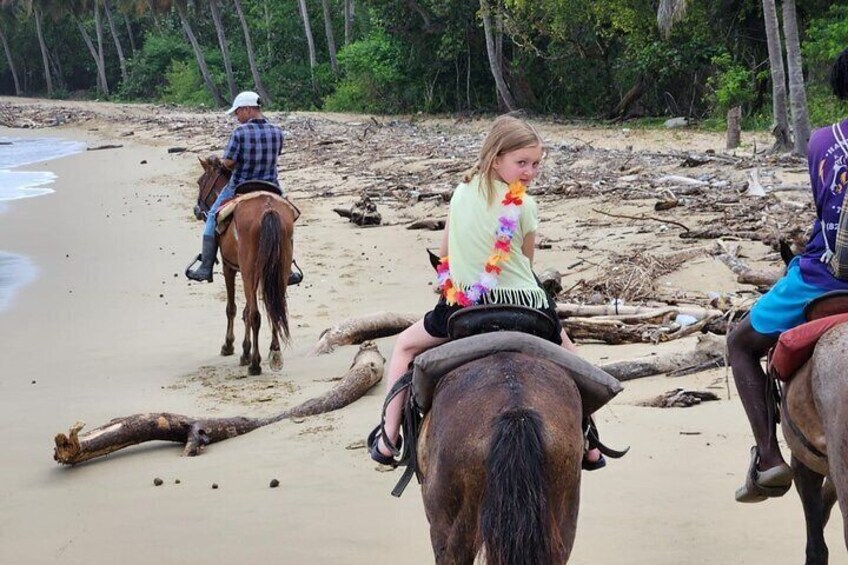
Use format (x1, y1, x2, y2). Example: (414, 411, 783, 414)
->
(186, 236, 218, 282)
(287, 258, 303, 286)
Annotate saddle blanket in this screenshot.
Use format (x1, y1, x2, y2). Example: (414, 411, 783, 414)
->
(770, 312, 848, 381)
(215, 192, 300, 234)
(412, 331, 623, 415)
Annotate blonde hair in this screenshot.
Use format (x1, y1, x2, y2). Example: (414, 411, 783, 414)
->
(462, 115, 544, 205)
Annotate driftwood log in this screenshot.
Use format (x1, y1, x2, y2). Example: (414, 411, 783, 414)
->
(53, 343, 385, 465)
(641, 388, 721, 408)
(333, 195, 382, 226)
(599, 333, 725, 381)
(310, 312, 419, 355)
(556, 302, 722, 321)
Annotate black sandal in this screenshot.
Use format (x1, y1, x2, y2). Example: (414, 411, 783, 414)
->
(582, 453, 607, 471)
(367, 426, 402, 467)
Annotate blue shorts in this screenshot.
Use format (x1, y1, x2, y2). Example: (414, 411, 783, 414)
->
(749, 257, 829, 336)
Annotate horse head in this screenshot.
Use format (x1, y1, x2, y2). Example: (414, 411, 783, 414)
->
(194, 156, 231, 221)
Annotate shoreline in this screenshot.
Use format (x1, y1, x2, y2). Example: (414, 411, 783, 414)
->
(0, 99, 843, 564)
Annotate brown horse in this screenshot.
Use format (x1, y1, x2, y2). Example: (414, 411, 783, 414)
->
(195, 157, 295, 375)
(417, 351, 583, 564)
(780, 319, 848, 564)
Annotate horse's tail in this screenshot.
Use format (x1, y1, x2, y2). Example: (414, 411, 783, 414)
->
(480, 408, 558, 565)
(257, 209, 289, 340)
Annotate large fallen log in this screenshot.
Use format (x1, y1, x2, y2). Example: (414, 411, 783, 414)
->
(310, 312, 419, 355)
(599, 333, 725, 381)
(53, 343, 385, 465)
(556, 302, 723, 320)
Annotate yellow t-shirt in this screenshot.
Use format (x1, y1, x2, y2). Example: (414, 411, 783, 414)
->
(447, 175, 547, 308)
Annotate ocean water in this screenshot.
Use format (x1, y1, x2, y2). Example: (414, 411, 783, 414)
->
(0, 135, 86, 311)
(0, 136, 87, 205)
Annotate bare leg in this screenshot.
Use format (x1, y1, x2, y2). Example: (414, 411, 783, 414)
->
(727, 317, 784, 469)
(221, 265, 237, 356)
(377, 319, 447, 456)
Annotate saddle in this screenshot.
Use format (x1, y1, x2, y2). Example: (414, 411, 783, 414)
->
(769, 291, 848, 381)
(374, 305, 625, 497)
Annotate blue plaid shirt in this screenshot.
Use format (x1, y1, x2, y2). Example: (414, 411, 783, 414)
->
(223, 118, 284, 189)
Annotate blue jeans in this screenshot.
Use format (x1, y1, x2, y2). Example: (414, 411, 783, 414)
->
(203, 183, 236, 237)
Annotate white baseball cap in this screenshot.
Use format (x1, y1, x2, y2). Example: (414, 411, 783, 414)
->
(226, 91, 261, 114)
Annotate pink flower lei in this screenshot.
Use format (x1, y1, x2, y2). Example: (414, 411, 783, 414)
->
(436, 181, 526, 306)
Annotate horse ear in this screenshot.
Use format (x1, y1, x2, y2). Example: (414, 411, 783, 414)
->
(198, 156, 208, 170)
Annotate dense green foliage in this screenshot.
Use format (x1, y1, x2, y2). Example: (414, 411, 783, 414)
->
(1, 0, 847, 127)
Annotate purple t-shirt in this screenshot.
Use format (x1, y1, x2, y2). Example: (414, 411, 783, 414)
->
(798, 119, 848, 290)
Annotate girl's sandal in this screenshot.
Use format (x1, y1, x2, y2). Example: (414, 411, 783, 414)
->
(366, 425, 402, 467)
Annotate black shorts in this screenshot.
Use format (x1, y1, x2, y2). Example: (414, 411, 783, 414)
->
(422, 297, 564, 345)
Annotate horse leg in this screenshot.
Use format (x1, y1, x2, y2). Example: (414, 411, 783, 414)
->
(426, 494, 478, 565)
(268, 325, 282, 372)
(240, 305, 251, 366)
(241, 271, 262, 376)
(793, 456, 829, 565)
(220, 265, 237, 356)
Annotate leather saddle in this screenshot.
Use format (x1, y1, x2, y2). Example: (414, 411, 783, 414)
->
(446, 303, 559, 341)
(234, 180, 283, 197)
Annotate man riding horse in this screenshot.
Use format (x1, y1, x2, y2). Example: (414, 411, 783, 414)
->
(729, 49, 848, 503)
(186, 90, 300, 286)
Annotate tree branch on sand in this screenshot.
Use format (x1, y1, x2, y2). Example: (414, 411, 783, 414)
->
(310, 312, 419, 355)
(53, 343, 385, 466)
(599, 333, 726, 381)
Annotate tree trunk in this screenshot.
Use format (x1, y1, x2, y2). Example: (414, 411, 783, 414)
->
(175, 1, 226, 107)
(762, 0, 791, 152)
(726, 105, 741, 149)
(320, 0, 338, 74)
(33, 7, 53, 96)
(146, 0, 162, 31)
(609, 74, 647, 119)
(296, 0, 318, 93)
(209, 0, 237, 99)
(344, 0, 353, 45)
(782, 0, 811, 156)
(94, 0, 110, 96)
(76, 17, 107, 94)
(103, 0, 128, 83)
(479, 0, 516, 111)
(233, 0, 272, 105)
(123, 13, 137, 56)
(0, 24, 21, 96)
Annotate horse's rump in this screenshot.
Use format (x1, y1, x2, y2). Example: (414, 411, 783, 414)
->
(420, 352, 583, 564)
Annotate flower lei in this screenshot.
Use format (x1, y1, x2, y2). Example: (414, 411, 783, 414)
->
(436, 181, 526, 306)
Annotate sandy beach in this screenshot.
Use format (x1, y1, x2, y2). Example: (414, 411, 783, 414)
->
(0, 97, 845, 564)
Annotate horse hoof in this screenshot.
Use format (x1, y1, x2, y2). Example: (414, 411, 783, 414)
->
(248, 365, 262, 376)
(240, 355, 250, 366)
(269, 351, 283, 372)
(221, 344, 234, 356)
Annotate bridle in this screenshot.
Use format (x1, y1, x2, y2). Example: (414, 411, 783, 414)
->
(196, 166, 229, 219)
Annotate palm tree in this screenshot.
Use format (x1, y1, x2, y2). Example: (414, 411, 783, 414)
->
(344, 0, 352, 46)
(232, 0, 271, 105)
(22, 0, 55, 95)
(173, 0, 225, 106)
(296, 0, 318, 93)
(102, 0, 128, 83)
(208, 0, 236, 99)
(762, 0, 791, 151)
(320, 0, 337, 74)
(0, 3, 21, 95)
(782, 0, 810, 155)
(657, 0, 689, 37)
(479, 0, 516, 111)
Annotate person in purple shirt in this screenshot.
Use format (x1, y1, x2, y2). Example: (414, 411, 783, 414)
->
(187, 91, 285, 283)
(729, 49, 848, 503)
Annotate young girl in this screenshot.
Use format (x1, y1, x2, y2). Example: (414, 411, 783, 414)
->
(369, 115, 601, 467)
